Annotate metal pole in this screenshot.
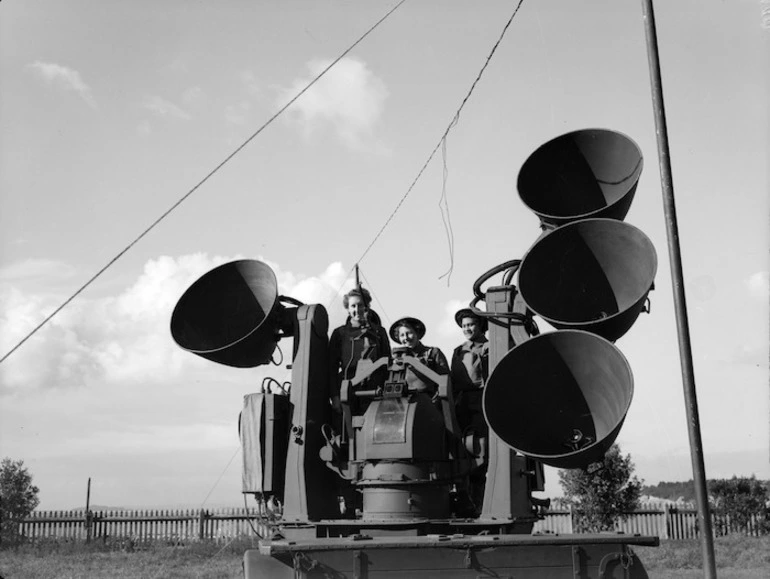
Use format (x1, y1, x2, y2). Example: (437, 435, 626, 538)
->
(640, 1, 717, 576)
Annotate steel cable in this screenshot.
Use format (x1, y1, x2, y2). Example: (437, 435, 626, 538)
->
(0, 0, 408, 366)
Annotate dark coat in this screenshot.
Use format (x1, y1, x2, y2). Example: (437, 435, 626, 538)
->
(450, 338, 489, 433)
(328, 318, 391, 397)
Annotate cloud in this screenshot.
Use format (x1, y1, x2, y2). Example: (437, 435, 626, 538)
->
(143, 96, 191, 121)
(240, 71, 261, 96)
(436, 299, 468, 342)
(0, 255, 348, 394)
(745, 271, 769, 299)
(224, 101, 251, 126)
(137, 120, 152, 136)
(277, 57, 389, 149)
(27, 61, 97, 108)
(181, 86, 204, 107)
(0, 259, 76, 284)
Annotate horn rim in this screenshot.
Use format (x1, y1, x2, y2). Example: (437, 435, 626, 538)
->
(517, 128, 644, 226)
(483, 330, 634, 469)
(518, 218, 657, 340)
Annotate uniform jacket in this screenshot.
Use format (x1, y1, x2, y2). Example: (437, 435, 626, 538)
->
(329, 318, 391, 397)
(450, 338, 489, 393)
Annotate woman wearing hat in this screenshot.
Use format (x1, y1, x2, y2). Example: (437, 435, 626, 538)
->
(450, 308, 489, 434)
(328, 287, 391, 412)
(389, 317, 449, 385)
(451, 308, 490, 510)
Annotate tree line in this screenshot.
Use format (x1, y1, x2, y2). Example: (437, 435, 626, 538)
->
(557, 445, 770, 535)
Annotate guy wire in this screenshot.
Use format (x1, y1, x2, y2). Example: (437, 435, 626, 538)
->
(354, 0, 526, 268)
(0, 0, 408, 366)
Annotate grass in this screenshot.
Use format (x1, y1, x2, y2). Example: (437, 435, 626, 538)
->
(0, 537, 254, 579)
(1, 535, 768, 578)
(634, 535, 770, 579)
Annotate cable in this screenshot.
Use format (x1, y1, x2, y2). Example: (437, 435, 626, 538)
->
(243, 494, 265, 539)
(354, 0, 526, 267)
(0, 0, 408, 366)
(326, 264, 357, 311)
(437, 127, 457, 285)
(199, 446, 240, 508)
(359, 267, 390, 326)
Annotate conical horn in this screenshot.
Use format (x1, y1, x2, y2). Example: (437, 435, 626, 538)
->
(483, 331, 633, 469)
(517, 129, 643, 228)
(518, 218, 657, 342)
(170, 259, 282, 368)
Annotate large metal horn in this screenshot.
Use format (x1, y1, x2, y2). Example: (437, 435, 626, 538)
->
(518, 218, 657, 342)
(517, 129, 643, 228)
(483, 330, 633, 469)
(170, 260, 282, 368)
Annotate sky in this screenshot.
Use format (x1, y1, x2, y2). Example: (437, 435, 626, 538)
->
(0, 0, 768, 511)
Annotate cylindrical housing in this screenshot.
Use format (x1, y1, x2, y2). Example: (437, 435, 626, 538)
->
(359, 462, 451, 520)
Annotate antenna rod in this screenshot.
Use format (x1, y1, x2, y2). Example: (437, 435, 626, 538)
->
(640, 1, 717, 576)
(355, 264, 361, 291)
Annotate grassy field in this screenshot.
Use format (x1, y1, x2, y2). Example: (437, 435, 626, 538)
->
(1, 535, 768, 578)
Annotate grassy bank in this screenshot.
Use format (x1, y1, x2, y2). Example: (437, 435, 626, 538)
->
(1, 535, 768, 578)
(635, 535, 770, 579)
(0, 538, 252, 579)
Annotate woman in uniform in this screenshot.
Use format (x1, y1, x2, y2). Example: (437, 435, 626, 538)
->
(328, 287, 391, 412)
(450, 308, 489, 511)
(389, 316, 449, 378)
(450, 308, 489, 434)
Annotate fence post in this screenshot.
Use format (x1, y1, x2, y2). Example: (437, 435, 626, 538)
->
(662, 504, 669, 540)
(198, 509, 206, 540)
(86, 509, 93, 543)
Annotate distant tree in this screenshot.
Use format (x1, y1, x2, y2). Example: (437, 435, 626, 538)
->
(558, 444, 643, 533)
(1, 458, 40, 546)
(641, 480, 696, 503)
(709, 476, 770, 535)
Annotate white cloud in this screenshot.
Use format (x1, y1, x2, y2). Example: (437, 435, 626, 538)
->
(745, 271, 769, 299)
(182, 86, 204, 107)
(143, 95, 191, 120)
(436, 299, 468, 342)
(224, 101, 251, 126)
(240, 71, 261, 96)
(277, 57, 389, 149)
(0, 255, 349, 394)
(0, 259, 76, 283)
(27, 61, 97, 108)
(137, 120, 152, 136)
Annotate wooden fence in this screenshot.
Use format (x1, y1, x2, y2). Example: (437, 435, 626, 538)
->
(19, 503, 765, 543)
(532, 501, 768, 539)
(20, 508, 274, 543)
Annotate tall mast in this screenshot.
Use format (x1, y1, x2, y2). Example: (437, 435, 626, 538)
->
(640, 1, 717, 576)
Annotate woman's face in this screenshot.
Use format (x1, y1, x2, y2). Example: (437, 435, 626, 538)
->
(397, 325, 419, 348)
(461, 317, 483, 341)
(347, 295, 368, 324)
